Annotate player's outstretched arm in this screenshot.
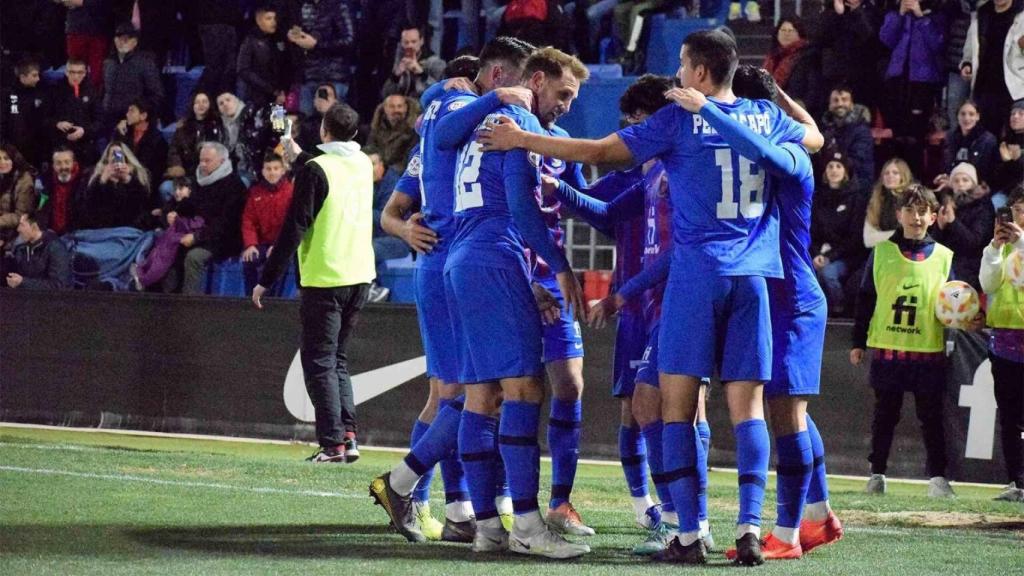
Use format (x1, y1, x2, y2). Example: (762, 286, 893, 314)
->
(617, 250, 671, 303)
(554, 178, 644, 236)
(479, 117, 635, 166)
(435, 88, 533, 150)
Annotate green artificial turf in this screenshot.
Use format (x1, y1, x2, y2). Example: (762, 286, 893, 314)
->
(1, 426, 1021, 575)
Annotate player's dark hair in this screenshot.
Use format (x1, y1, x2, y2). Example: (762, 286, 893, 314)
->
(322, 103, 360, 142)
(619, 74, 673, 116)
(682, 29, 738, 87)
(731, 65, 777, 102)
(444, 55, 481, 80)
(478, 36, 535, 69)
(898, 184, 939, 212)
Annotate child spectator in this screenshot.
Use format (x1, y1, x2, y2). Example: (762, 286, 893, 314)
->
(134, 177, 202, 291)
(240, 153, 294, 295)
(864, 158, 916, 249)
(811, 151, 867, 315)
(0, 144, 38, 249)
(940, 100, 999, 184)
(932, 162, 995, 290)
(4, 213, 71, 291)
(163, 91, 224, 201)
(979, 185, 1024, 502)
(115, 99, 168, 193)
(850, 185, 958, 498)
(78, 142, 152, 230)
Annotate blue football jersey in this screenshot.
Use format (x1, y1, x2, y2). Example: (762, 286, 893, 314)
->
(415, 88, 477, 270)
(395, 147, 422, 198)
(768, 142, 826, 313)
(448, 104, 553, 275)
(617, 98, 805, 278)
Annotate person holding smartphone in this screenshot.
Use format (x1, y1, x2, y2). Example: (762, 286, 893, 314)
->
(980, 185, 1024, 502)
(381, 26, 446, 99)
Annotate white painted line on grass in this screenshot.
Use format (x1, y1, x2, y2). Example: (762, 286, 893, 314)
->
(0, 465, 362, 499)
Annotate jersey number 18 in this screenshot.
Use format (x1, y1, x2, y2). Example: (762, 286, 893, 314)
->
(714, 148, 765, 219)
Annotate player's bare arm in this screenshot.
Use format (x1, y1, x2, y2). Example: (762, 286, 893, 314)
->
(381, 190, 438, 254)
(478, 116, 635, 167)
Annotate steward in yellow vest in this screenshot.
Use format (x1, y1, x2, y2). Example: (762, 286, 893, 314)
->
(253, 103, 374, 463)
(849, 185, 956, 496)
(979, 186, 1024, 500)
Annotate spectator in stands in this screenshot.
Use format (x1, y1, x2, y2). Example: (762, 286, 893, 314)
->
(821, 86, 876, 189)
(498, 0, 571, 51)
(48, 58, 100, 166)
(115, 99, 168, 192)
(961, 0, 1024, 136)
(864, 157, 916, 249)
(216, 92, 259, 184)
(179, 141, 247, 294)
(993, 100, 1024, 201)
(133, 176, 202, 291)
(163, 91, 223, 200)
(78, 142, 152, 230)
(381, 26, 446, 99)
(940, 100, 999, 184)
(38, 146, 91, 236)
(367, 148, 408, 282)
(102, 23, 164, 131)
(1, 57, 49, 169)
(0, 144, 38, 248)
(111, 0, 181, 71)
(764, 17, 824, 119)
(943, 0, 975, 131)
(729, 0, 762, 22)
(237, 5, 287, 108)
(62, 0, 113, 91)
(368, 94, 420, 173)
(287, 0, 356, 117)
(296, 84, 338, 153)
(812, 151, 868, 315)
(5, 213, 71, 290)
(195, 0, 241, 97)
(458, 0, 506, 53)
(979, 184, 1024, 503)
(931, 162, 994, 289)
(879, 0, 947, 150)
(240, 152, 294, 296)
(818, 0, 886, 113)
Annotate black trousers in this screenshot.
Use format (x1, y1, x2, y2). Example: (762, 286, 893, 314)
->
(197, 24, 237, 97)
(300, 283, 370, 448)
(868, 359, 948, 477)
(991, 353, 1024, 488)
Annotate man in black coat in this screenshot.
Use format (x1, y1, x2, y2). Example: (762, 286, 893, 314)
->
(48, 59, 101, 167)
(4, 213, 71, 291)
(101, 23, 164, 132)
(1, 57, 49, 169)
(179, 141, 247, 294)
(236, 5, 287, 108)
(820, 86, 876, 189)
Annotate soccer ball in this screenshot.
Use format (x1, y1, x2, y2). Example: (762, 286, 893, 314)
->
(1006, 250, 1024, 290)
(934, 281, 980, 328)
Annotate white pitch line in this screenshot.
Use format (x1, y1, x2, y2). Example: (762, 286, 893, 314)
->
(0, 465, 362, 499)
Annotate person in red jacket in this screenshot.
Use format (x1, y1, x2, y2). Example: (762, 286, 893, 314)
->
(241, 152, 294, 295)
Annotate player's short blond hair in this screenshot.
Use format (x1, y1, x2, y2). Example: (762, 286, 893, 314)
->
(523, 47, 589, 83)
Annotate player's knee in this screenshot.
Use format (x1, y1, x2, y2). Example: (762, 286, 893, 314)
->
(502, 377, 545, 403)
(547, 361, 584, 401)
(437, 382, 464, 400)
(632, 385, 661, 427)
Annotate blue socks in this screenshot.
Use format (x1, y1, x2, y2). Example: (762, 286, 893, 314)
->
(642, 420, 674, 513)
(663, 421, 701, 533)
(735, 419, 770, 529)
(403, 401, 463, 495)
(438, 397, 468, 504)
(548, 398, 582, 509)
(499, 401, 542, 515)
(696, 420, 711, 523)
(409, 419, 433, 503)
(459, 410, 500, 521)
(806, 414, 829, 504)
(619, 425, 650, 498)
(775, 431, 813, 529)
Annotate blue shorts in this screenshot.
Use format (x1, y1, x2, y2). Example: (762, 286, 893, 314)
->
(414, 267, 459, 383)
(659, 271, 772, 382)
(635, 323, 713, 388)
(537, 274, 585, 363)
(612, 310, 648, 397)
(445, 264, 543, 384)
(766, 301, 827, 398)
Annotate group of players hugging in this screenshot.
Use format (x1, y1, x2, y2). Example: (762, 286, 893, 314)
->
(369, 29, 844, 565)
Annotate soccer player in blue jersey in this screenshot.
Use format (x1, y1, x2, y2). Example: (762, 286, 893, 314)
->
(372, 39, 536, 544)
(668, 66, 842, 560)
(446, 47, 590, 560)
(477, 29, 823, 565)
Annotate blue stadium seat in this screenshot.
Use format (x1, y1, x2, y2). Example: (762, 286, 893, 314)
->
(203, 257, 247, 297)
(558, 76, 637, 140)
(170, 67, 203, 120)
(643, 1, 730, 77)
(377, 254, 416, 303)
